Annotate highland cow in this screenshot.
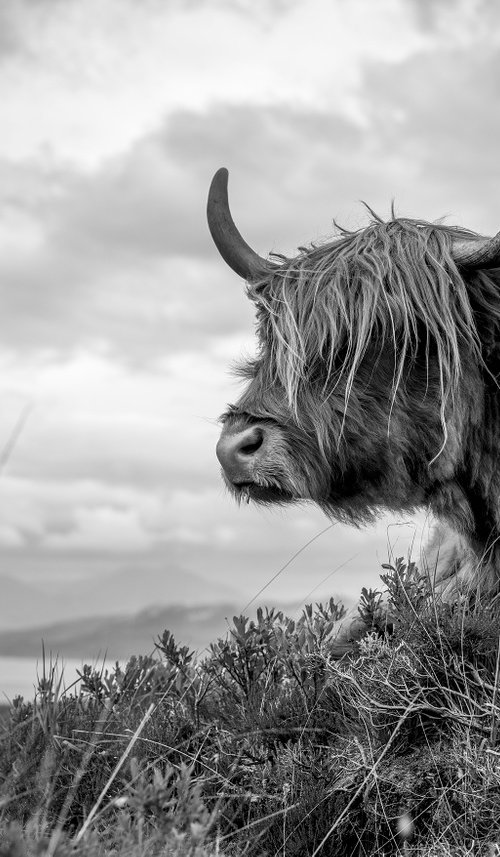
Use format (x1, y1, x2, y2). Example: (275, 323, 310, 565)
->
(207, 168, 500, 629)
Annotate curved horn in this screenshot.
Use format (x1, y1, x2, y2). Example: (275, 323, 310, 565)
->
(207, 168, 273, 281)
(452, 231, 500, 268)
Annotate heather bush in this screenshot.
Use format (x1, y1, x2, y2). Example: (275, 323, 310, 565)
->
(1, 559, 500, 856)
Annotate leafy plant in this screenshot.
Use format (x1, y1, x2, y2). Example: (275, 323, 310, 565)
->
(1, 562, 500, 856)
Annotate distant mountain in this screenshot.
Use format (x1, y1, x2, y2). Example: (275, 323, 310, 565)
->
(0, 563, 241, 631)
(0, 602, 241, 660)
(68, 561, 241, 611)
(0, 595, 356, 662)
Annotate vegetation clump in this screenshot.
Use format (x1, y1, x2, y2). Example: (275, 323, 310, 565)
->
(1, 559, 500, 856)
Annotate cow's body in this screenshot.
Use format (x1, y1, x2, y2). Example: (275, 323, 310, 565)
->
(207, 168, 500, 623)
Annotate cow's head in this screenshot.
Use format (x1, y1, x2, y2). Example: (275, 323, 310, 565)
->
(207, 168, 500, 531)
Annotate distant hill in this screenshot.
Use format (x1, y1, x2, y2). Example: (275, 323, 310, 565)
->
(0, 595, 356, 662)
(0, 602, 239, 660)
(0, 563, 242, 631)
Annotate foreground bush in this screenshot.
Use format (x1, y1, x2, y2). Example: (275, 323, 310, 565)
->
(1, 560, 500, 856)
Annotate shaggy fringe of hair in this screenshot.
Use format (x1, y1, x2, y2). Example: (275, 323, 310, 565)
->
(248, 216, 485, 461)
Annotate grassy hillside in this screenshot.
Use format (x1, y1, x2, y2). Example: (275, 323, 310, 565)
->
(1, 558, 499, 856)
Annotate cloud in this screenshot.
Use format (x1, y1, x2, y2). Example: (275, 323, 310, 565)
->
(0, 105, 358, 363)
(2, 0, 500, 368)
(0, 0, 417, 165)
(0, 349, 237, 484)
(3, 53, 500, 366)
(0, 5, 23, 59)
(0, 454, 431, 605)
(0, 152, 255, 361)
(42, 505, 156, 552)
(359, 46, 500, 232)
(405, 0, 500, 36)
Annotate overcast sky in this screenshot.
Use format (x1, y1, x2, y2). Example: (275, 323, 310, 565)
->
(1, 0, 500, 614)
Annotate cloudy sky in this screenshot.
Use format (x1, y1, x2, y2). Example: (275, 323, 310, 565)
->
(1, 0, 500, 618)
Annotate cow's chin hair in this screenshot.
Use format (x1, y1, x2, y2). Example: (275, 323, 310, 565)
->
(224, 477, 298, 506)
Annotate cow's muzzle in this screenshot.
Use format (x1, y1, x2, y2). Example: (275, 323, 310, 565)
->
(216, 424, 266, 486)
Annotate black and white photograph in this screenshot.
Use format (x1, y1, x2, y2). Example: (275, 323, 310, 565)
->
(1, 1, 500, 854)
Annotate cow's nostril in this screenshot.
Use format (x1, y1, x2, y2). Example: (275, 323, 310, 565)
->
(216, 424, 266, 479)
(239, 430, 264, 456)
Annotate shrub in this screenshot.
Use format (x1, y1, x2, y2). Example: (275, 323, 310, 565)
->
(1, 562, 500, 856)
